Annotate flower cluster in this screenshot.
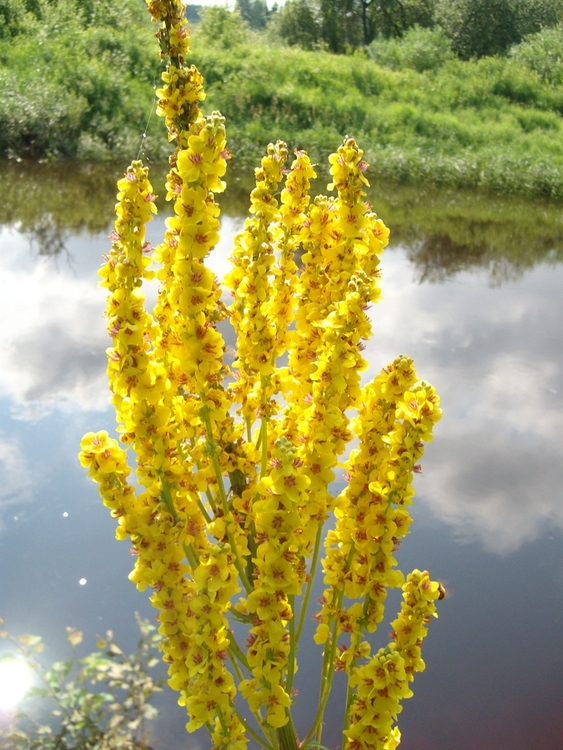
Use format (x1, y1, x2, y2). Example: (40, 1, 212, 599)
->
(80, 3, 444, 750)
(318, 355, 441, 647)
(344, 570, 444, 750)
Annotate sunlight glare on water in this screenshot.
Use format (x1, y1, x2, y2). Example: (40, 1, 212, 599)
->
(0, 657, 32, 710)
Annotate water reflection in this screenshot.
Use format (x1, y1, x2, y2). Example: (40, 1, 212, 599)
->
(1, 162, 562, 749)
(0, 225, 108, 418)
(370, 183, 563, 284)
(373, 251, 563, 553)
(0, 435, 32, 529)
(2, 163, 563, 547)
(4, 160, 563, 282)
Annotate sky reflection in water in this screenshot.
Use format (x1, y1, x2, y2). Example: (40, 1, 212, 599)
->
(0, 165, 562, 749)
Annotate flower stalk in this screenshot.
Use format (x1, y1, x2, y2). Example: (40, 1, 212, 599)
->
(78, 2, 444, 749)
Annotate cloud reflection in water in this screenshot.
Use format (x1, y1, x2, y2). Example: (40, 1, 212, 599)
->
(1, 208, 562, 554)
(0, 435, 32, 527)
(0, 232, 108, 419)
(374, 248, 563, 553)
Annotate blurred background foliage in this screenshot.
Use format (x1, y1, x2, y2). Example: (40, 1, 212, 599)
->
(0, 0, 167, 160)
(0, 615, 163, 750)
(4, 0, 563, 194)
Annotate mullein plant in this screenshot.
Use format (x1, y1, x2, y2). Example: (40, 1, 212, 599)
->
(79, 2, 444, 749)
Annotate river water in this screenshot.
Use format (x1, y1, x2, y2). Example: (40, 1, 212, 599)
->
(1, 161, 562, 749)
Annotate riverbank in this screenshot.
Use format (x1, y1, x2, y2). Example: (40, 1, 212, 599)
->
(191, 38, 563, 198)
(3, 3, 563, 198)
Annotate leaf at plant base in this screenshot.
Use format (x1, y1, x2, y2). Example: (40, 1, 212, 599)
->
(66, 628, 83, 647)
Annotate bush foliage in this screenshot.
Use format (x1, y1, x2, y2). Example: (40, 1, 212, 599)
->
(0, 0, 167, 159)
(190, 33, 563, 197)
(0, 615, 163, 750)
(3, 0, 563, 198)
(367, 25, 453, 71)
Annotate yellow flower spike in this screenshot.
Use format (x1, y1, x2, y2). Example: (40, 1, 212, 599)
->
(225, 142, 288, 428)
(343, 570, 443, 750)
(83, 4, 445, 748)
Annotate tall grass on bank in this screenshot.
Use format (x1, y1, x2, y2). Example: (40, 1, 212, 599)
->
(0, 0, 167, 160)
(191, 29, 563, 197)
(4, 2, 563, 197)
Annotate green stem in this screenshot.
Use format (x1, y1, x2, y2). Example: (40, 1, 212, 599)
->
(260, 374, 270, 479)
(228, 629, 251, 673)
(183, 543, 199, 570)
(343, 673, 355, 747)
(255, 422, 263, 451)
(285, 594, 296, 696)
(196, 495, 212, 524)
(189, 437, 218, 514)
(160, 478, 179, 525)
(233, 706, 273, 750)
(277, 717, 300, 750)
(261, 414, 268, 478)
(342, 633, 360, 746)
(301, 615, 339, 749)
(217, 706, 229, 736)
(303, 546, 355, 749)
(268, 725, 281, 750)
(295, 521, 323, 645)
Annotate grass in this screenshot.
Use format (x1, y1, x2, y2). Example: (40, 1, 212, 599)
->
(3, 2, 563, 198)
(190, 38, 563, 198)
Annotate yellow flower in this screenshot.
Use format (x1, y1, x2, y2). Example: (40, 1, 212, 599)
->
(83, 8, 444, 743)
(266, 683, 291, 727)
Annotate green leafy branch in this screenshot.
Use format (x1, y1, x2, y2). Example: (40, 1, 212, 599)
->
(0, 614, 164, 750)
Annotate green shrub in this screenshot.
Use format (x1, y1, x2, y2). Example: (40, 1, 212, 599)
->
(0, 0, 165, 159)
(195, 6, 249, 50)
(0, 615, 163, 750)
(368, 24, 453, 71)
(0, 0, 28, 38)
(511, 23, 563, 83)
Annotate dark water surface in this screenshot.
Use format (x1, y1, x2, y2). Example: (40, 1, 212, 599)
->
(1, 161, 562, 749)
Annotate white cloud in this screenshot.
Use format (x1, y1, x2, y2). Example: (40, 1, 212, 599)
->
(0, 436, 33, 528)
(0, 256, 109, 419)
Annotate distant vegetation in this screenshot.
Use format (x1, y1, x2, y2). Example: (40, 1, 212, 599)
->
(194, 10, 563, 197)
(0, 0, 167, 160)
(4, 0, 563, 197)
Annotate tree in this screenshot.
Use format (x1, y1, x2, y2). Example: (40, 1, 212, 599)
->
(436, 0, 563, 60)
(235, 0, 271, 29)
(277, 0, 438, 51)
(197, 5, 249, 49)
(353, 0, 437, 45)
(318, 0, 360, 51)
(512, 0, 563, 39)
(277, 0, 320, 50)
